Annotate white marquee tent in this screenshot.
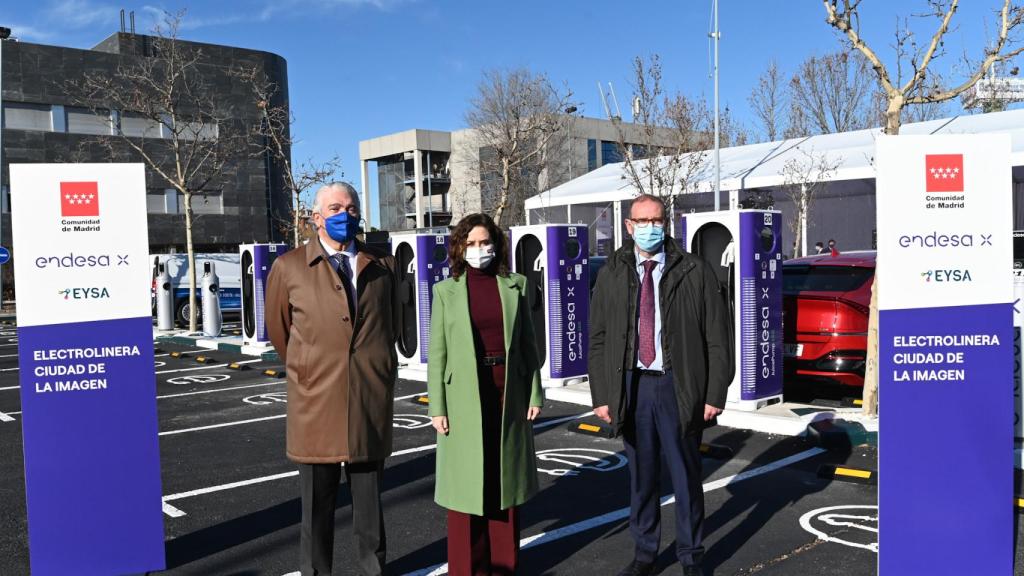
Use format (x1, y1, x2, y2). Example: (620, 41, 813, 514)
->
(525, 109, 1024, 256)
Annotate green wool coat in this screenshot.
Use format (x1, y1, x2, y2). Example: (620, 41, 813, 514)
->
(427, 272, 544, 516)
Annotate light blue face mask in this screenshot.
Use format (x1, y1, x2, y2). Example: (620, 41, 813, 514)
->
(633, 223, 665, 252)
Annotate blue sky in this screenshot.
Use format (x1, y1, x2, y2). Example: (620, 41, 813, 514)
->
(4, 0, 1022, 224)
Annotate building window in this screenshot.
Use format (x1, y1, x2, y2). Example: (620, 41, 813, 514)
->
(2, 102, 53, 131)
(146, 189, 222, 215)
(120, 113, 163, 138)
(601, 140, 622, 166)
(147, 189, 178, 214)
(587, 139, 597, 172)
(66, 107, 112, 135)
(191, 192, 223, 214)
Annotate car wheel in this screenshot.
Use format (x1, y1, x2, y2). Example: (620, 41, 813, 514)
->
(175, 300, 202, 328)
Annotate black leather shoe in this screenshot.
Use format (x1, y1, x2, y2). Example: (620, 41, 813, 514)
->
(616, 559, 655, 576)
(682, 564, 704, 576)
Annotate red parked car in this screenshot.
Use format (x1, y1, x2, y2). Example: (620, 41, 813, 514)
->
(782, 251, 875, 388)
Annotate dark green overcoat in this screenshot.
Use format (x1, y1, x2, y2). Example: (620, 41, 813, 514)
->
(427, 273, 544, 515)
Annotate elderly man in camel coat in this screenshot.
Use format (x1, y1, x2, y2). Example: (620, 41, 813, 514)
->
(267, 182, 400, 576)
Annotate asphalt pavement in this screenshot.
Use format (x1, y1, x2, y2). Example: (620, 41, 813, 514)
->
(0, 320, 893, 575)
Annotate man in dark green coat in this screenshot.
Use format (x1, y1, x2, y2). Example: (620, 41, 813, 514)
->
(589, 194, 733, 576)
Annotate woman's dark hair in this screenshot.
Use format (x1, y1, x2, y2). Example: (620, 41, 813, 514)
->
(449, 213, 510, 279)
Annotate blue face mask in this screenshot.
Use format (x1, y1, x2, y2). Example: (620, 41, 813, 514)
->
(633, 224, 665, 252)
(323, 211, 360, 243)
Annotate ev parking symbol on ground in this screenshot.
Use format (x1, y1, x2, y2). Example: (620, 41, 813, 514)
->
(535, 448, 628, 477)
(799, 505, 878, 553)
(393, 414, 433, 429)
(243, 392, 288, 405)
(167, 374, 232, 386)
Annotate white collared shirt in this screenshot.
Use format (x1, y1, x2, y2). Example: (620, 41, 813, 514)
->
(320, 237, 358, 308)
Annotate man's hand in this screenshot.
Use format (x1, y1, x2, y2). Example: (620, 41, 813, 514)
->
(527, 406, 541, 421)
(704, 404, 723, 422)
(594, 405, 612, 423)
(432, 415, 449, 435)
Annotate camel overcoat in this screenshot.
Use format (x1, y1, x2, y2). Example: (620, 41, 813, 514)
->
(427, 273, 544, 516)
(266, 239, 400, 464)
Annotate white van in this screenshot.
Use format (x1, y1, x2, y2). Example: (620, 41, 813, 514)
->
(150, 253, 241, 326)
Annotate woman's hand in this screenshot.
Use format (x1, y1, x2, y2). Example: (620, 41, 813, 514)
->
(526, 406, 541, 421)
(432, 416, 449, 435)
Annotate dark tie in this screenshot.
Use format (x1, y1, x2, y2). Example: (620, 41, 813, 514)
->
(638, 259, 657, 368)
(330, 253, 355, 315)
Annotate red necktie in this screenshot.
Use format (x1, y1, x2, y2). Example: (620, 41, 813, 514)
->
(638, 260, 657, 368)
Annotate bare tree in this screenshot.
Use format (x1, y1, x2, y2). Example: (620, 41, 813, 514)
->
(790, 51, 878, 134)
(823, 0, 1024, 415)
(235, 66, 341, 248)
(614, 55, 717, 228)
(780, 147, 840, 258)
(66, 10, 244, 333)
(749, 59, 788, 142)
(464, 69, 574, 226)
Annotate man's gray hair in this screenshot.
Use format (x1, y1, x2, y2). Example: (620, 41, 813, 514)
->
(312, 181, 360, 213)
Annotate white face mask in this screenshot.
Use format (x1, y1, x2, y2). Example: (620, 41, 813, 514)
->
(465, 245, 495, 269)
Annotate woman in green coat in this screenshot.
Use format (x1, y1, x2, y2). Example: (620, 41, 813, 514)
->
(428, 213, 544, 575)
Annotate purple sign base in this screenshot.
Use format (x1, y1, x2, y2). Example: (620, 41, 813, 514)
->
(879, 303, 1012, 575)
(18, 316, 165, 575)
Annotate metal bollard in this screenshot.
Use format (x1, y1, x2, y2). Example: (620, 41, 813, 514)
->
(156, 263, 174, 331)
(201, 261, 222, 337)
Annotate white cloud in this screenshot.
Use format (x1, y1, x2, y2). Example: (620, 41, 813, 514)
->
(47, 0, 117, 30)
(260, 0, 414, 20)
(5, 23, 56, 43)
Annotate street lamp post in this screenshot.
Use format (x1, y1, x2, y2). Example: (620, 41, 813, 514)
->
(565, 105, 577, 181)
(0, 27, 11, 308)
(710, 0, 721, 212)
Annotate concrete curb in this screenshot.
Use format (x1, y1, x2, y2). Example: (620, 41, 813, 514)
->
(154, 331, 279, 361)
(540, 380, 878, 446)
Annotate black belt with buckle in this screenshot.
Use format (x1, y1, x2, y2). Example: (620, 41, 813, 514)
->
(634, 368, 666, 377)
(481, 355, 506, 366)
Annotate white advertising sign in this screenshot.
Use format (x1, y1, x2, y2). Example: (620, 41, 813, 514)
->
(9, 163, 165, 574)
(875, 134, 1012, 310)
(10, 163, 151, 327)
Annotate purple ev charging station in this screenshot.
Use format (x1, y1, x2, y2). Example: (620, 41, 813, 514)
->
(240, 243, 289, 346)
(392, 229, 450, 377)
(510, 224, 589, 387)
(680, 209, 783, 410)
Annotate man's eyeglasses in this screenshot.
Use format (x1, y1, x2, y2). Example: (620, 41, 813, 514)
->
(629, 218, 665, 228)
(325, 206, 360, 218)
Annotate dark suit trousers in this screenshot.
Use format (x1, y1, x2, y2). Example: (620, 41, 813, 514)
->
(298, 460, 387, 576)
(623, 370, 704, 567)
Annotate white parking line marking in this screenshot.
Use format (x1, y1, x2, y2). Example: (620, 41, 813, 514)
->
(158, 381, 285, 399)
(159, 414, 286, 436)
(161, 412, 591, 517)
(164, 470, 299, 503)
(0, 385, 18, 391)
(0, 410, 14, 422)
(395, 392, 428, 401)
(162, 502, 187, 518)
(156, 359, 261, 374)
(405, 447, 829, 576)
